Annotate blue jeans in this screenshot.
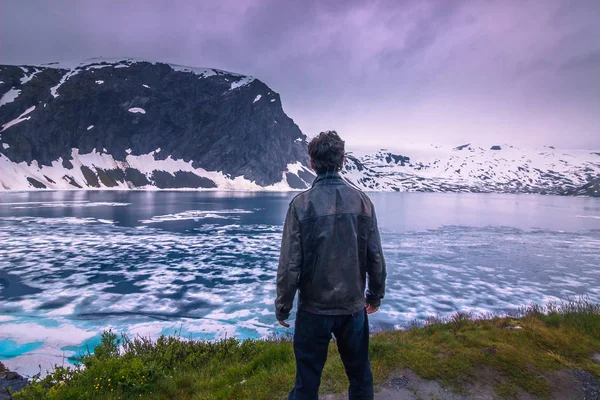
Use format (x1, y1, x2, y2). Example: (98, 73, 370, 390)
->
(288, 308, 374, 400)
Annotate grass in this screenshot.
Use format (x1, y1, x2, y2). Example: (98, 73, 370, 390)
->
(12, 298, 600, 400)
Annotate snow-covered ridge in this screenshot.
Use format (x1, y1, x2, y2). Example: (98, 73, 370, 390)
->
(10, 58, 255, 98)
(33, 57, 252, 81)
(341, 144, 600, 196)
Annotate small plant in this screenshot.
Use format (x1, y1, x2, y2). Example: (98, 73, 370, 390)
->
(449, 311, 473, 332)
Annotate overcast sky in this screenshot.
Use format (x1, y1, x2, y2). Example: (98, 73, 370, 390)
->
(1, 0, 599, 149)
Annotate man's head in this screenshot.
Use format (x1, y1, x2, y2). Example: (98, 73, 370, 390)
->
(308, 131, 345, 174)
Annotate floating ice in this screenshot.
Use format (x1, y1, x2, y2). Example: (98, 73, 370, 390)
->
(10, 201, 129, 209)
(140, 209, 253, 224)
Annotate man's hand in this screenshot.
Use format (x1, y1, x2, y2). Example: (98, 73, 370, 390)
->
(278, 320, 290, 328)
(366, 303, 379, 314)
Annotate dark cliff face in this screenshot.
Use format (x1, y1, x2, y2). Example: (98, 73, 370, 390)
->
(0, 59, 310, 187)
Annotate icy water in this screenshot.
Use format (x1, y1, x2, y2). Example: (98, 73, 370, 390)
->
(1, 191, 599, 376)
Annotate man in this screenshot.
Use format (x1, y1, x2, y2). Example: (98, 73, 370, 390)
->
(275, 130, 387, 400)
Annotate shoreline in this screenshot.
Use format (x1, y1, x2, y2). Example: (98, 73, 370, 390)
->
(5, 300, 600, 399)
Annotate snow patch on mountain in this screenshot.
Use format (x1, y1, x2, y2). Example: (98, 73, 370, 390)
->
(50, 69, 80, 98)
(0, 88, 21, 106)
(170, 64, 218, 77)
(128, 107, 145, 114)
(19, 67, 40, 84)
(0, 149, 315, 191)
(1, 106, 35, 132)
(230, 76, 255, 90)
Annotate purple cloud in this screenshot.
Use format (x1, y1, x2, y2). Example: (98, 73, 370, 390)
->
(1, 0, 599, 148)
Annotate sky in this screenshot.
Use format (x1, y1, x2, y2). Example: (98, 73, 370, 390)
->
(1, 0, 599, 149)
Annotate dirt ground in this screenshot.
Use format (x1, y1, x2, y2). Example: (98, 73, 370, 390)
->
(322, 366, 600, 400)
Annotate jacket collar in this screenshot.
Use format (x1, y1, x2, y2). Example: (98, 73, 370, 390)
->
(312, 171, 344, 187)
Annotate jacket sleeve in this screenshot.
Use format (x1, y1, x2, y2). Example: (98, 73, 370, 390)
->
(366, 204, 386, 307)
(275, 203, 303, 321)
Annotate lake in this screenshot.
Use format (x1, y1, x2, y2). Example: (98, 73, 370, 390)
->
(1, 190, 599, 376)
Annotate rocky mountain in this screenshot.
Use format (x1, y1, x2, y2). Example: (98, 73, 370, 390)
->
(0, 59, 598, 196)
(0, 58, 315, 190)
(342, 144, 600, 196)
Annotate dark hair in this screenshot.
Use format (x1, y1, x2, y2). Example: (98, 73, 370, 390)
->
(308, 130, 345, 174)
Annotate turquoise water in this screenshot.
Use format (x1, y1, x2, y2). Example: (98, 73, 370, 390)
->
(0, 340, 44, 360)
(1, 190, 599, 376)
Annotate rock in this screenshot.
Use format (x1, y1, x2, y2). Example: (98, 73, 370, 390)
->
(564, 177, 600, 197)
(388, 375, 410, 389)
(572, 369, 600, 400)
(454, 143, 471, 151)
(0, 362, 28, 399)
(591, 353, 600, 364)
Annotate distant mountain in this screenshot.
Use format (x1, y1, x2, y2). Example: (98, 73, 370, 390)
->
(0, 58, 315, 190)
(342, 144, 600, 196)
(1, 60, 598, 196)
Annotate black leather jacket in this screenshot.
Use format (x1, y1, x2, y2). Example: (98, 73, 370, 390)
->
(275, 172, 386, 321)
